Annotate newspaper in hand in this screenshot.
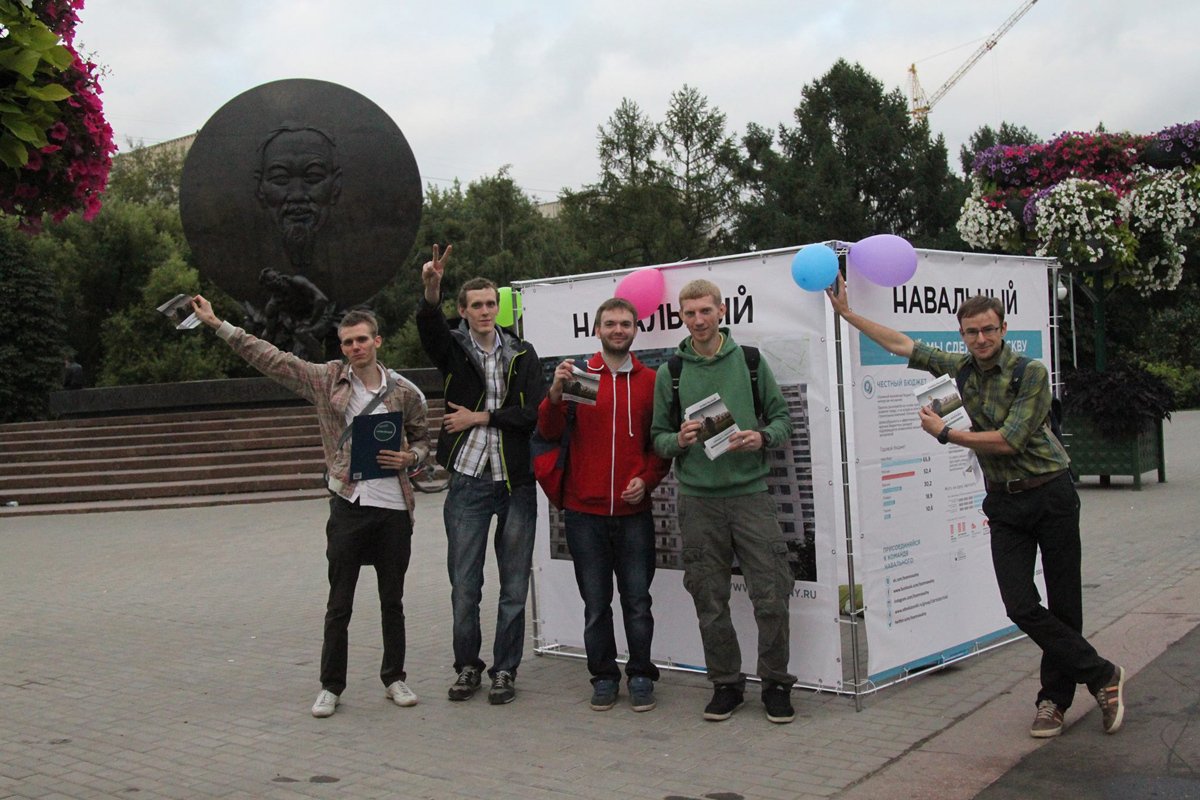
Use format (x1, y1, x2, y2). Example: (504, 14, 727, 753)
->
(684, 392, 741, 460)
(156, 293, 202, 330)
(561, 365, 600, 406)
(914, 374, 971, 432)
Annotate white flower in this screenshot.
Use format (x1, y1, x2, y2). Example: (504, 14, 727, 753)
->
(1032, 179, 1134, 269)
(956, 193, 1019, 250)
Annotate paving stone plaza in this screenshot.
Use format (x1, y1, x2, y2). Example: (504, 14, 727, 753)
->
(3, 413, 1198, 800)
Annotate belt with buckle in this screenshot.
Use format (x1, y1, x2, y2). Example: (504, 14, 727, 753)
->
(986, 469, 1069, 495)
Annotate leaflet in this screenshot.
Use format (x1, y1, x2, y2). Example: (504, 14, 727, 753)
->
(684, 392, 740, 460)
(913, 374, 971, 431)
(156, 293, 202, 330)
(561, 365, 599, 406)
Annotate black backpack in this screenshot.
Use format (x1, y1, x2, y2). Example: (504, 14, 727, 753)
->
(668, 345, 763, 426)
(955, 356, 1064, 444)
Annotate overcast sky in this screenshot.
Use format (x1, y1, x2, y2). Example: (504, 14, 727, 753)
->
(81, 0, 1200, 203)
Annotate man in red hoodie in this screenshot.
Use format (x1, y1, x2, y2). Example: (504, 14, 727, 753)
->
(537, 297, 672, 712)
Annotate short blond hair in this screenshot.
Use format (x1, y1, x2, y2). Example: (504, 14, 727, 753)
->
(678, 279, 722, 306)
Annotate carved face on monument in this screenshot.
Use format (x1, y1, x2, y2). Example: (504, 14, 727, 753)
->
(255, 126, 343, 271)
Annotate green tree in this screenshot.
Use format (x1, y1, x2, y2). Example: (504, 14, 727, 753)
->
(958, 122, 1041, 174)
(372, 169, 575, 347)
(28, 199, 190, 379)
(560, 97, 670, 268)
(106, 140, 187, 206)
(377, 318, 428, 370)
(0, 219, 67, 421)
(658, 85, 741, 258)
(561, 88, 741, 268)
(96, 255, 243, 386)
(732, 59, 966, 251)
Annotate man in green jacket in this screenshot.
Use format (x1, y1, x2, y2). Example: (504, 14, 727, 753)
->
(651, 279, 796, 724)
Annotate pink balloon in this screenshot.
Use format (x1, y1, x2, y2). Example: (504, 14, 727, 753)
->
(847, 234, 917, 287)
(614, 268, 665, 319)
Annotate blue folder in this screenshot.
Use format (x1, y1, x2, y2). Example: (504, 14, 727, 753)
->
(349, 411, 404, 482)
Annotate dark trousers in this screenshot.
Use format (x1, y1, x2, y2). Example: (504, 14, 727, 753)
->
(983, 473, 1114, 709)
(564, 509, 660, 684)
(321, 495, 413, 695)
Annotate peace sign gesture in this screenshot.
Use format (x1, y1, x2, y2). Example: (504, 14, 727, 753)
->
(422, 243, 453, 303)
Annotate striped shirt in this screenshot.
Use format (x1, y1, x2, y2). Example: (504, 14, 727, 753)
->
(908, 341, 1069, 483)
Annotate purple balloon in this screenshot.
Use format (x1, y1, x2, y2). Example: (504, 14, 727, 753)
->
(847, 234, 917, 287)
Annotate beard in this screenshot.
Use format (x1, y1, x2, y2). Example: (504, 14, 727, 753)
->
(601, 339, 632, 359)
(279, 217, 317, 271)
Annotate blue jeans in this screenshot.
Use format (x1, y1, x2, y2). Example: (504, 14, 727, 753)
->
(444, 473, 537, 677)
(564, 509, 660, 684)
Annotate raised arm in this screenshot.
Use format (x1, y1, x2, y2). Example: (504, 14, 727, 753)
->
(191, 294, 320, 403)
(825, 274, 914, 359)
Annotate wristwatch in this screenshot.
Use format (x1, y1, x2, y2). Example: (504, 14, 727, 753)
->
(937, 425, 951, 445)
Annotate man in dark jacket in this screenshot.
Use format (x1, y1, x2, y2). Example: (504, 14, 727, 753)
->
(416, 244, 545, 705)
(537, 297, 671, 713)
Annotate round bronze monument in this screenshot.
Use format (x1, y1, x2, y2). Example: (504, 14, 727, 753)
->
(181, 79, 422, 312)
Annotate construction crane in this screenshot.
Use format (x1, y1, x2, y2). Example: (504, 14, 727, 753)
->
(909, 0, 1039, 120)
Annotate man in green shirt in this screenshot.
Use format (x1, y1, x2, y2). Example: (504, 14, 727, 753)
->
(826, 275, 1126, 739)
(652, 279, 796, 724)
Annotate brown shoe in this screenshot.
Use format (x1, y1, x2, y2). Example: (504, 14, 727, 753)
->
(1095, 665, 1125, 734)
(1030, 699, 1064, 738)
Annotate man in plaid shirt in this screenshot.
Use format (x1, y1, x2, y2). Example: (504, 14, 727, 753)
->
(416, 244, 545, 706)
(191, 295, 430, 719)
(826, 276, 1126, 740)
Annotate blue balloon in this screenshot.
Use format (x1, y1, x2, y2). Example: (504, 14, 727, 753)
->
(790, 245, 839, 292)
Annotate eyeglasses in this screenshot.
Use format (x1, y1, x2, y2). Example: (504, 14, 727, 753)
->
(961, 325, 1001, 339)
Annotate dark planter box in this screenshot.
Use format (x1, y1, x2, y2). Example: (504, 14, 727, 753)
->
(1063, 416, 1166, 490)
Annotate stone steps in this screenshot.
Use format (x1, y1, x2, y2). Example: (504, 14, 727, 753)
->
(0, 400, 445, 517)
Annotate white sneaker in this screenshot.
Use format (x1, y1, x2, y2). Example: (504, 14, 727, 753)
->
(312, 689, 340, 718)
(385, 680, 419, 707)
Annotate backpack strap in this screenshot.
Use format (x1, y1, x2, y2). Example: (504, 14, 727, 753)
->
(668, 355, 684, 427)
(742, 345, 764, 422)
(1009, 356, 1029, 395)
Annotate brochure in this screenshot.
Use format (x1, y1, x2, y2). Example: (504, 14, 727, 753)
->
(684, 392, 740, 460)
(913, 374, 971, 432)
(156, 293, 202, 330)
(349, 410, 404, 481)
(561, 365, 599, 406)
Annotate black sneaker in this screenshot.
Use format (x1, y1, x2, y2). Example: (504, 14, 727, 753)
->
(762, 683, 795, 724)
(589, 679, 618, 711)
(628, 677, 656, 712)
(703, 684, 744, 721)
(488, 670, 516, 705)
(447, 666, 481, 701)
